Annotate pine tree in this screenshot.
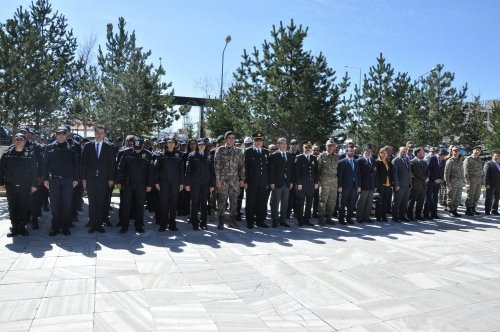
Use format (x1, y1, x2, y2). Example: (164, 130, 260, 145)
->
(95, 17, 176, 138)
(207, 20, 348, 143)
(0, 0, 77, 131)
(460, 96, 486, 150)
(483, 101, 500, 152)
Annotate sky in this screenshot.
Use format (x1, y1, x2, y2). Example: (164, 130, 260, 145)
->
(2, 0, 499, 130)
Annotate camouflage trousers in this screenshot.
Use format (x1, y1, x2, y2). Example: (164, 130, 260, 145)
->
(319, 180, 338, 219)
(465, 178, 482, 208)
(447, 182, 463, 212)
(217, 180, 240, 217)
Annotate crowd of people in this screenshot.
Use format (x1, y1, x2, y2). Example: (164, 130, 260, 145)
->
(1, 124, 499, 238)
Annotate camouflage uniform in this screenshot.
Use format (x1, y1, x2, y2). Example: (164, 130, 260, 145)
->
(317, 151, 339, 224)
(214, 145, 245, 227)
(444, 156, 464, 213)
(463, 155, 483, 213)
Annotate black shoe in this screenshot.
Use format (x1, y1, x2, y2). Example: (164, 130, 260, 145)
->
(159, 225, 167, 232)
(392, 218, 401, 222)
(279, 222, 290, 227)
(236, 214, 242, 221)
(43, 204, 50, 212)
(382, 218, 388, 222)
(18, 227, 29, 236)
(492, 210, 499, 215)
(32, 221, 40, 230)
(465, 208, 474, 216)
(135, 226, 145, 233)
(450, 210, 462, 217)
(347, 219, 354, 225)
(192, 225, 200, 231)
(119, 227, 128, 234)
(168, 225, 178, 231)
(103, 221, 113, 227)
(423, 214, 431, 220)
(357, 219, 364, 223)
(325, 219, 336, 225)
(339, 220, 347, 225)
(49, 229, 60, 236)
(485, 211, 491, 215)
(6, 230, 18, 237)
(312, 212, 319, 218)
(474, 210, 481, 216)
(272, 223, 278, 228)
(432, 214, 441, 219)
(62, 229, 71, 236)
(257, 222, 269, 228)
(416, 216, 425, 221)
(200, 222, 207, 230)
(246, 223, 254, 229)
(88, 227, 95, 234)
(401, 217, 410, 222)
(96, 226, 106, 233)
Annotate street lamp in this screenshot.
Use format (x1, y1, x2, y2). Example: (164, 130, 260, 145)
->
(220, 35, 232, 100)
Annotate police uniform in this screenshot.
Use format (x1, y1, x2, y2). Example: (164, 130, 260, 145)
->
(155, 138, 184, 231)
(117, 138, 154, 233)
(317, 140, 339, 225)
(43, 127, 80, 235)
(214, 131, 245, 229)
(294, 141, 319, 226)
(244, 132, 269, 228)
(185, 138, 215, 230)
(464, 146, 484, 215)
(0, 133, 38, 236)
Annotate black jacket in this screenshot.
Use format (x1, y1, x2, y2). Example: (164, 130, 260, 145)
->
(358, 156, 377, 190)
(80, 140, 115, 182)
(0, 145, 38, 187)
(268, 151, 293, 188)
(155, 149, 184, 184)
(294, 154, 319, 186)
(410, 158, 429, 190)
(484, 160, 500, 187)
(244, 147, 269, 185)
(376, 159, 393, 188)
(117, 149, 155, 187)
(43, 141, 80, 181)
(185, 151, 215, 187)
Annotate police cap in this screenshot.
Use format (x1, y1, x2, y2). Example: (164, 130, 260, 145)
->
(133, 137, 144, 149)
(252, 132, 264, 140)
(14, 133, 26, 140)
(303, 140, 313, 148)
(55, 126, 68, 134)
(197, 138, 206, 145)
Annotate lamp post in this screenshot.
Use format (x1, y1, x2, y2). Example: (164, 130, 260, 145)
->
(220, 35, 232, 100)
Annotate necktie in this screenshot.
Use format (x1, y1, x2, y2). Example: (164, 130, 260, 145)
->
(350, 158, 354, 170)
(96, 142, 100, 158)
(367, 157, 371, 166)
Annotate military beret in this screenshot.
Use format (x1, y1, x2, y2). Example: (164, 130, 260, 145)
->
(252, 132, 264, 140)
(326, 139, 336, 146)
(473, 145, 482, 150)
(217, 135, 225, 143)
(224, 131, 235, 139)
(243, 136, 253, 144)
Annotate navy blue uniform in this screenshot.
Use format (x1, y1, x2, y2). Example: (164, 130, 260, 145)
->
(294, 154, 319, 225)
(0, 145, 38, 234)
(117, 149, 155, 230)
(244, 147, 269, 227)
(155, 149, 184, 229)
(185, 151, 215, 228)
(43, 141, 79, 233)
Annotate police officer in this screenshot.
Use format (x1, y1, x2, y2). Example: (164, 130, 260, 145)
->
(115, 135, 135, 227)
(43, 126, 79, 236)
(444, 146, 464, 217)
(294, 141, 319, 226)
(214, 131, 245, 229)
(155, 136, 184, 231)
(464, 145, 484, 216)
(116, 137, 154, 233)
(244, 132, 269, 229)
(0, 133, 38, 237)
(63, 125, 83, 224)
(185, 138, 215, 230)
(317, 140, 339, 225)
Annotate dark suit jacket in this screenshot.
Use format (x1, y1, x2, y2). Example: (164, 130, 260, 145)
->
(337, 157, 360, 190)
(268, 151, 293, 187)
(427, 155, 445, 182)
(410, 158, 429, 190)
(358, 156, 377, 190)
(376, 159, 393, 188)
(392, 156, 412, 189)
(484, 160, 500, 187)
(81, 140, 116, 182)
(294, 154, 319, 186)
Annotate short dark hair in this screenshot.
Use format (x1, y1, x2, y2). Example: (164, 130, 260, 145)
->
(94, 124, 106, 132)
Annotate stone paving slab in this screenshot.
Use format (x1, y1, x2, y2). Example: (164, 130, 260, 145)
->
(0, 197, 500, 331)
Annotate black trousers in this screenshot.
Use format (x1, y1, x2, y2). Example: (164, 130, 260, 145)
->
(485, 186, 500, 213)
(287, 187, 296, 217)
(339, 188, 357, 220)
(246, 181, 268, 225)
(87, 178, 109, 228)
(295, 183, 314, 224)
(71, 182, 83, 218)
(6, 183, 31, 229)
(30, 183, 44, 219)
(159, 181, 180, 227)
(190, 183, 210, 226)
(49, 177, 73, 231)
(120, 184, 146, 227)
(424, 181, 441, 216)
(375, 186, 392, 219)
(408, 186, 426, 218)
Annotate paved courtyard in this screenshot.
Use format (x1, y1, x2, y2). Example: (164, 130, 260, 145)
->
(1, 196, 500, 332)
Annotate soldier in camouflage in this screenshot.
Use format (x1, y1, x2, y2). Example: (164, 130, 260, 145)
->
(317, 140, 339, 225)
(444, 146, 464, 217)
(463, 145, 484, 216)
(214, 131, 245, 229)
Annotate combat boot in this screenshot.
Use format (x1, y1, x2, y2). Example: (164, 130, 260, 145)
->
(465, 207, 474, 216)
(218, 215, 225, 230)
(228, 215, 240, 229)
(473, 206, 481, 215)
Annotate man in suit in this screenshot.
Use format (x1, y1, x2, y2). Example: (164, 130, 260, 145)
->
(81, 125, 116, 233)
(356, 144, 377, 223)
(244, 132, 270, 229)
(268, 137, 293, 228)
(408, 147, 429, 221)
(294, 141, 319, 226)
(392, 146, 412, 222)
(338, 147, 361, 224)
(484, 152, 500, 215)
(424, 148, 445, 219)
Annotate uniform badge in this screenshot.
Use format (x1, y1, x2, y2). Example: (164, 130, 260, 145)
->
(24, 151, 28, 156)
(142, 153, 146, 158)
(175, 153, 179, 157)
